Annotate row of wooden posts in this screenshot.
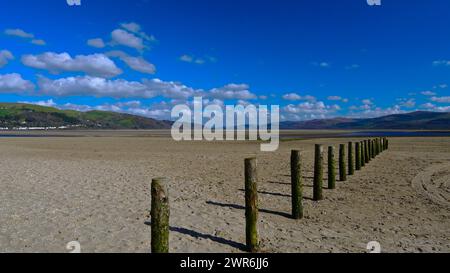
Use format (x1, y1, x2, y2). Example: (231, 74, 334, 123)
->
(150, 137, 389, 253)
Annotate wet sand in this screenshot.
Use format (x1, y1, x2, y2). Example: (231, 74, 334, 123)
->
(0, 135, 449, 253)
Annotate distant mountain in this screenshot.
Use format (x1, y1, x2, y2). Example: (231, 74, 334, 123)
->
(0, 103, 172, 129)
(1, 103, 449, 131)
(280, 111, 450, 130)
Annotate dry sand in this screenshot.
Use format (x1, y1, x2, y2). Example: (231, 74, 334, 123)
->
(0, 135, 449, 253)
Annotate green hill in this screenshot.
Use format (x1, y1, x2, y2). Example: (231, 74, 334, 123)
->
(0, 103, 172, 129)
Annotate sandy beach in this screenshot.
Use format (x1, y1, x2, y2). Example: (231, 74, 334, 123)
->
(0, 134, 449, 253)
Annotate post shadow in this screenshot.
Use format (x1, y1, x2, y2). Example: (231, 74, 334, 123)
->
(144, 221, 246, 251)
(206, 201, 292, 218)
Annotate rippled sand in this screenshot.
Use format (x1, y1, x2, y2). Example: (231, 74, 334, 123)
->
(0, 135, 449, 253)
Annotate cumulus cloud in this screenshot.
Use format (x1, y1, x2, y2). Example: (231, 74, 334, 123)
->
(327, 96, 348, 102)
(398, 98, 416, 108)
(142, 78, 198, 99)
(0, 73, 35, 93)
(0, 50, 14, 67)
(111, 29, 145, 51)
(87, 38, 106, 48)
(282, 101, 340, 121)
(38, 76, 151, 98)
(348, 105, 405, 118)
(120, 22, 156, 42)
(22, 52, 122, 78)
(420, 102, 450, 112)
(208, 84, 257, 100)
(31, 39, 46, 46)
(4, 28, 46, 46)
(36, 74, 259, 101)
(106, 50, 156, 74)
(430, 96, 450, 103)
(282, 93, 316, 101)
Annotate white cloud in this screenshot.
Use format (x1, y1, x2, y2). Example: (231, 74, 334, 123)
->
(4, 28, 34, 38)
(0, 50, 14, 67)
(327, 96, 348, 102)
(31, 39, 46, 46)
(4, 28, 46, 46)
(313, 62, 330, 68)
(432, 60, 450, 66)
(208, 83, 257, 100)
(348, 105, 405, 118)
(420, 102, 450, 112)
(120, 22, 156, 42)
(142, 78, 198, 99)
(0, 73, 35, 93)
(106, 50, 156, 74)
(398, 98, 416, 108)
(282, 93, 316, 101)
(421, 90, 436, 96)
(282, 101, 340, 121)
(38, 76, 152, 98)
(430, 96, 450, 103)
(87, 38, 106, 48)
(362, 99, 373, 105)
(179, 54, 215, 65)
(22, 52, 122, 78)
(111, 29, 145, 51)
(19, 99, 57, 107)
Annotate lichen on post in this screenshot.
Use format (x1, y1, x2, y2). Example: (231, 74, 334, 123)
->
(339, 144, 347, 182)
(313, 144, 324, 201)
(151, 177, 170, 253)
(245, 157, 259, 252)
(291, 150, 303, 219)
(348, 142, 354, 175)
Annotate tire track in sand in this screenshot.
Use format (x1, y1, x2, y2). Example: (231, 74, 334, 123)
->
(412, 162, 450, 207)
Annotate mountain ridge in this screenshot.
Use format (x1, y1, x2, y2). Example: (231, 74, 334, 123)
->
(0, 103, 449, 130)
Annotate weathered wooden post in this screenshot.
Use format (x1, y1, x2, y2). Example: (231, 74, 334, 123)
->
(151, 178, 170, 253)
(328, 146, 336, 189)
(348, 142, 354, 175)
(245, 158, 259, 252)
(361, 141, 366, 167)
(339, 144, 347, 182)
(385, 138, 389, 150)
(355, 142, 361, 171)
(364, 140, 370, 164)
(313, 144, 324, 201)
(374, 139, 378, 157)
(291, 150, 303, 219)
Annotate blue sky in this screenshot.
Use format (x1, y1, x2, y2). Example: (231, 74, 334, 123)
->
(0, 0, 449, 121)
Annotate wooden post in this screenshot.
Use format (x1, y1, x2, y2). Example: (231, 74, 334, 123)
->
(348, 142, 354, 175)
(370, 139, 375, 159)
(385, 138, 389, 150)
(367, 139, 372, 160)
(339, 144, 347, 182)
(151, 178, 170, 253)
(328, 146, 336, 189)
(355, 142, 361, 171)
(291, 150, 303, 219)
(313, 144, 324, 201)
(364, 140, 370, 164)
(245, 158, 259, 252)
(361, 141, 366, 167)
